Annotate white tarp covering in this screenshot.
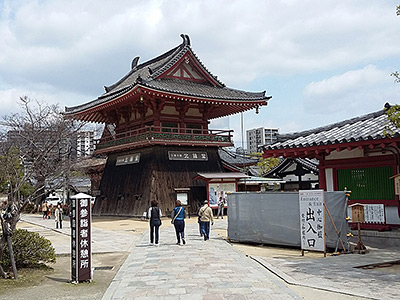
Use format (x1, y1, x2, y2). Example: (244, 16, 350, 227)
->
(227, 191, 347, 249)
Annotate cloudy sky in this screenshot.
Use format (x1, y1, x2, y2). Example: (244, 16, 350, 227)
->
(1, 0, 400, 147)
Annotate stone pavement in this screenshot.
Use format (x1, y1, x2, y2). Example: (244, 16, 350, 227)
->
(19, 214, 400, 300)
(254, 246, 400, 300)
(20, 214, 138, 254)
(102, 221, 302, 300)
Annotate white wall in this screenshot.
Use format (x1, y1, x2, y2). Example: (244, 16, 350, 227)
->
(325, 168, 334, 191)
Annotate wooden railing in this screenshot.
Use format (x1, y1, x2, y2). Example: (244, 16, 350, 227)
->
(95, 126, 233, 152)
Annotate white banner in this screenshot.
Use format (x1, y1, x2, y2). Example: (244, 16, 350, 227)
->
(299, 190, 325, 252)
(364, 204, 385, 223)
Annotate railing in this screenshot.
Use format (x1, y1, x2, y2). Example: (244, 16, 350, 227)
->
(95, 125, 233, 152)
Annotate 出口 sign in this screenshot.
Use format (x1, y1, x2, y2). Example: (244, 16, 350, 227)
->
(71, 193, 92, 282)
(299, 190, 325, 252)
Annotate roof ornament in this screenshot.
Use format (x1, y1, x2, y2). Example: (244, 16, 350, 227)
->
(131, 56, 140, 70)
(148, 67, 153, 75)
(136, 75, 143, 83)
(180, 34, 191, 46)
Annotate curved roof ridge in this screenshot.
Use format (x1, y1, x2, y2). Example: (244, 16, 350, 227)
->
(277, 109, 385, 142)
(104, 35, 188, 92)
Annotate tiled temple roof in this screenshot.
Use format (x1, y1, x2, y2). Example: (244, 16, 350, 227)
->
(263, 157, 319, 177)
(65, 34, 270, 117)
(218, 148, 258, 166)
(263, 108, 400, 152)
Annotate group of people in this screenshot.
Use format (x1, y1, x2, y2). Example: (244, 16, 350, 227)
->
(41, 201, 64, 229)
(147, 199, 218, 246)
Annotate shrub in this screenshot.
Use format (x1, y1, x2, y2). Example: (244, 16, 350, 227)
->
(1, 229, 56, 269)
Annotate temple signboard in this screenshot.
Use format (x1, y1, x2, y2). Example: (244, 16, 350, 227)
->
(71, 193, 92, 282)
(299, 190, 325, 252)
(116, 153, 140, 166)
(168, 151, 208, 161)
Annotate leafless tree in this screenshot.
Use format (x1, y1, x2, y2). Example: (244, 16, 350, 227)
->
(0, 96, 85, 278)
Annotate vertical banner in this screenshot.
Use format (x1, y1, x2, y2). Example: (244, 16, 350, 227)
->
(299, 190, 325, 252)
(71, 194, 92, 282)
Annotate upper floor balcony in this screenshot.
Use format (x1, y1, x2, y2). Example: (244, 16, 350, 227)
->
(95, 125, 234, 154)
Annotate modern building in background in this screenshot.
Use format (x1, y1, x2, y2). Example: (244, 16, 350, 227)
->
(76, 131, 94, 158)
(246, 127, 279, 153)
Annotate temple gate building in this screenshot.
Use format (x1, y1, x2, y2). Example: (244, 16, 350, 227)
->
(64, 34, 271, 216)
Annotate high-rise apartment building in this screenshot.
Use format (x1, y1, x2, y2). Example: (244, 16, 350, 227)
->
(76, 131, 94, 157)
(246, 127, 279, 153)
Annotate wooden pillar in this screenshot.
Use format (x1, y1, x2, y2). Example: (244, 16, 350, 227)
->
(318, 156, 326, 191)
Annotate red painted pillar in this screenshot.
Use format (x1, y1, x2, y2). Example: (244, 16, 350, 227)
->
(318, 157, 326, 191)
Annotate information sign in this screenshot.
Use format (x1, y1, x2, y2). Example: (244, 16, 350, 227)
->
(168, 151, 208, 161)
(299, 190, 325, 252)
(116, 153, 140, 166)
(364, 204, 385, 223)
(71, 193, 92, 282)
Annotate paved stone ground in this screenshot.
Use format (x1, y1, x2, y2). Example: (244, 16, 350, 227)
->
(21, 214, 137, 254)
(19, 214, 400, 300)
(254, 247, 400, 300)
(102, 222, 302, 300)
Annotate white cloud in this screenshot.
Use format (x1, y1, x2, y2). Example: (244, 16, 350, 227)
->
(1, 0, 399, 87)
(303, 65, 400, 115)
(0, 83, 92, 115)
(0, 0, 399, 134)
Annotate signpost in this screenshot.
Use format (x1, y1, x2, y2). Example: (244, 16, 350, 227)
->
(71, 193, 92, 283)
(299, 190, 326, 256)
(349, 203, 367, 254)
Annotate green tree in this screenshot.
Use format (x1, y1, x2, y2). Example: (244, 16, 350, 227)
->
(253, 152, 280, 175)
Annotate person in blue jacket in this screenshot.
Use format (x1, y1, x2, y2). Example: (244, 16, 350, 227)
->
(171, 200, 186, 245)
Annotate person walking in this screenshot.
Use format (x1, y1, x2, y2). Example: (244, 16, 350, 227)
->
(54, 204, 63, 229)
(147, 200, 162, 246)
(42, 201, 48, 219)
(171, 200, 186, 245)
(47, 204, 52, 219)
(199, 200, 214, 241)
(216, 197, 225, 219)
(196, 205, 203, 237)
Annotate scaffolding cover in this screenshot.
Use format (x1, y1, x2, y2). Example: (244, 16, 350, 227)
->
(227, 191, 347, 249)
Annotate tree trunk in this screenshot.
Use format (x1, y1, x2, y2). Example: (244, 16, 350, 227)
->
(0, 236, 7, 278)
(0, 205, 20, 279)
(6, 235, 17, 279)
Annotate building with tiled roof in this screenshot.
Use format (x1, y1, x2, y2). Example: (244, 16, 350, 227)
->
(64, 34, 271, 216)
(263, 157, 319, 191)
(262, 106, 400, 230)
(65, 34, 270, 127)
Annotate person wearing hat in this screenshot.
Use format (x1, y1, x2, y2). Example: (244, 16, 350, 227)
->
(198, 200, 214, 241)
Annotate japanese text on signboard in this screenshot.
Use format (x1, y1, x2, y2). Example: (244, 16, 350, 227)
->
(71, 197, 92, 282)
(299, 190, 325, 252)
(168, 151, 208, 161)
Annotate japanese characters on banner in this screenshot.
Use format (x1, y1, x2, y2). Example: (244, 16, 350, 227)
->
(299, 190, 325, 252)
(71, 195, 92, 282)
(364, 204, 385, 223)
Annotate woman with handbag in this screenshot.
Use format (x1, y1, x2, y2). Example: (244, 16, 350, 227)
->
(171, 200, 186, 245)
(148, 200, 162, 246)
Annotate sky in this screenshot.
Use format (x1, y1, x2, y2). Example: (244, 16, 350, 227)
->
(1, 0, 400, 148)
